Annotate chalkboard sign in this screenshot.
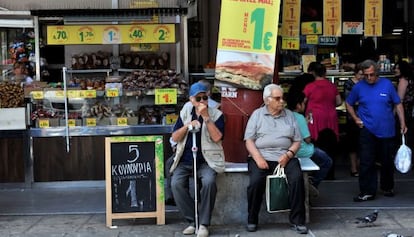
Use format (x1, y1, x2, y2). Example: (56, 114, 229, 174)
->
(105, 136, 164, 227)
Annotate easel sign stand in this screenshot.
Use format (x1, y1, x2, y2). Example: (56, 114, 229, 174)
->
(105, 136, 165, 227)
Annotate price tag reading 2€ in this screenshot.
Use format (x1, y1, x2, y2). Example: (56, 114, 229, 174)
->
(154, 88, 177, 105)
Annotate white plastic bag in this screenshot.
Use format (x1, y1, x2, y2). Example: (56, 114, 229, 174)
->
(395, 134, 412, 173)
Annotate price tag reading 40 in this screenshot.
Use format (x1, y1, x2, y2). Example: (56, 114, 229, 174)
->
(154, 88, 177, 105)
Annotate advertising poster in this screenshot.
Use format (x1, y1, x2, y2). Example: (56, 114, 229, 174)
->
(215, 0, 281, 90)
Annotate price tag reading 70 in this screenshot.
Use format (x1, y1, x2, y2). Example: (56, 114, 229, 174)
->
(52, 29, 68, 42)
(251, 8, 273, 51)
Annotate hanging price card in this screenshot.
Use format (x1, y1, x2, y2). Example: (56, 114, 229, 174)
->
(38, 119, 50, 128)
(106, 88, 119, 97)
(301, 22, 322, 35)
(281, 37, 300, 50)
(323, 0, 342, 36)
(117, 118, 128, 126)
(364, 0, 382, 36)
(32, 91, 44, 100)
(86, 118, 97, 127)
(154, 88, 177, 105)
(281, 0, 301, 37)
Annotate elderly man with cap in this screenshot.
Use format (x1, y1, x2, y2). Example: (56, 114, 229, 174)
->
(170, 82, 225, 237)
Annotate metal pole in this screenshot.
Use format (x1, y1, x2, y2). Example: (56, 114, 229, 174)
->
(189, 124, 199, 234)
(62, 67, 70, 153)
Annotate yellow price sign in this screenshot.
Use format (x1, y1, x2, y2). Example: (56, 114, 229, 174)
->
(68, 119, 76, 127)
(77, 26, 96, 43)
(55, 90, 65, 98)
(86, 118, 97, 126)
(32, 91, 44, 100)
(103, 26, 121, 44)
(128, 25, 146, 43)
(106, 88, 119, 97)
(67, 90, 81, 98)
(49, 26, 69, 44)
(306, 35, 319, 45)
(165, 114, 178, 125)
(117, 117, 128, 126)
(281, 37, 300, 50)
(38, 119, 50, 128)
(152, 25, 173, 42)
(80, 90, 96, 98)
(301, 22, 322, 35)
(154, 88, 177, 105)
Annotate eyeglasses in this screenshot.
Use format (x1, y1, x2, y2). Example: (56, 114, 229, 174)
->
(364, 73, 376, 78)
(269, 96, 283, 102)
(195, 95, 208, 102)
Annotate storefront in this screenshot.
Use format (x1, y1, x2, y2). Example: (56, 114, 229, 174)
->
(0, 4, 191, 186)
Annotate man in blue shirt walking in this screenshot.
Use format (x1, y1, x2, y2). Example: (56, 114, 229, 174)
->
(346, 59, 407, 202)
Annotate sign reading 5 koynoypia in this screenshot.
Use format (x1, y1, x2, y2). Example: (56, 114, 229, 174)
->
(215, 0, 281, 90)
(105, 136, 165, 227)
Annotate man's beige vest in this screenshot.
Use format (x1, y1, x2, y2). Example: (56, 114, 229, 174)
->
(169, 105, 225, 173)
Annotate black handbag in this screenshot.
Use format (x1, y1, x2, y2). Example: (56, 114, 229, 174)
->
(266, 164, 290, 213)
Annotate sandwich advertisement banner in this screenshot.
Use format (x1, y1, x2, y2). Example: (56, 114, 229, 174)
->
(215, 0, 281, 90)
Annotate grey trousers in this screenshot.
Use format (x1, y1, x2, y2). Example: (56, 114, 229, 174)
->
(171, 162, 217, 226)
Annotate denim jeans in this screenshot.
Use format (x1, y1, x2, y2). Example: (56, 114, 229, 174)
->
(358, 127, 396, 195)
(310, 147, 333, 187)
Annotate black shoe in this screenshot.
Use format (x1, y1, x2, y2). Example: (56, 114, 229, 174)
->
(165, 198, 176, 206)
(350, 171, 359, 177)
(383, 190, 394, 197)
(246, 223, 257, 232)
(290, 224, 308, 234)
(353, 193, 375, 202)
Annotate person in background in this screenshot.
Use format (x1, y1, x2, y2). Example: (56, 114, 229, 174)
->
(344, 64, 364, 177)
(288, 61, 317, 96)
(286, 91, 333, 196)
(395, 60, 414, 150)
(346, 59, 407, 202)
(170, 82, 225, 237)
(303, 62, 342, 179)
(244, 84, 307, 234)
(12, 61, 33, 85)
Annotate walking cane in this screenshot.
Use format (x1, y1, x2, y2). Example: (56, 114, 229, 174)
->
(188, 124, 200, 234)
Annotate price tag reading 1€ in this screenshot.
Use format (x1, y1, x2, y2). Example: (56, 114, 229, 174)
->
(117, 117, 128, 126)
(281, 37, 300, 50)
(154, 88, 177, 105)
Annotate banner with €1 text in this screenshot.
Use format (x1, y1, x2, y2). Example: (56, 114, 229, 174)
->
(215, 0, 281, 90)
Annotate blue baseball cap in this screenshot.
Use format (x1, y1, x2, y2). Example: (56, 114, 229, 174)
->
(189, 82, 208, 97)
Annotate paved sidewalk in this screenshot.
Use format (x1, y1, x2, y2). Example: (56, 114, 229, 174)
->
(0, 209, 413, 237)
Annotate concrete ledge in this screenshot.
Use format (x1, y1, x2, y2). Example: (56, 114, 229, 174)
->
(212, 171, 289, 225)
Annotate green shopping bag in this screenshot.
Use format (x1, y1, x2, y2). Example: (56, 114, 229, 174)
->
(266, 164, 290, 213)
